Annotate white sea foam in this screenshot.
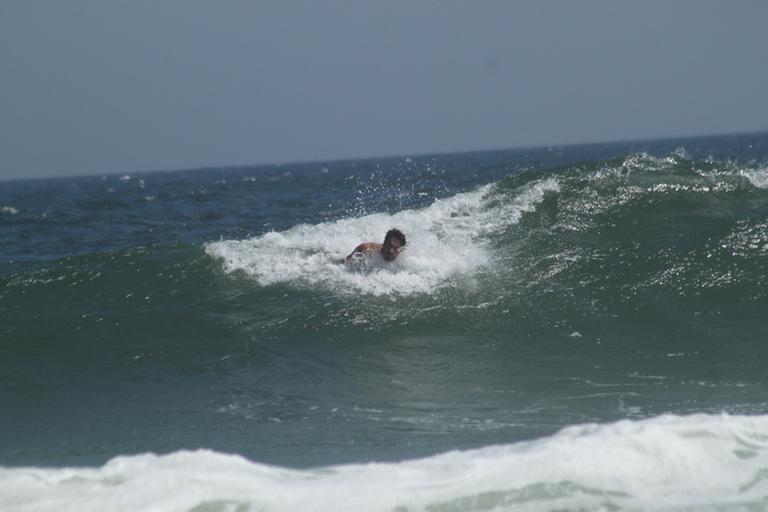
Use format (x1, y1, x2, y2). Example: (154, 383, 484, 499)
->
(740, 167, 768, 189)
(0, 206, 18, 215)
(2, 414, 767, 512)
(205, 179, 559, 295)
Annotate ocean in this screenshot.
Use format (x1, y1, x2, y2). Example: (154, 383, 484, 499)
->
(2, 132, 768, 511)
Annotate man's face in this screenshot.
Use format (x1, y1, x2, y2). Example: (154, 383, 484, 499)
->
(382, 237, 403, 261)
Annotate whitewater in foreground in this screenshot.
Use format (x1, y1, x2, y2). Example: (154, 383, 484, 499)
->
(3, 414, 768, 512)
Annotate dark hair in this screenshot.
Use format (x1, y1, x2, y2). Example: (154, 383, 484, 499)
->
(384, 228, 406, 246)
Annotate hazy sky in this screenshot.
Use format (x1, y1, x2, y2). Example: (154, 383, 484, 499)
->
(2, 1, 767, 180)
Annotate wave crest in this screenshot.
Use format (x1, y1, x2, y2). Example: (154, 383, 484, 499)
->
(205, 179, 559, 296)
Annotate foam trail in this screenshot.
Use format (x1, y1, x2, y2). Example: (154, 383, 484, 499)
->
(205, 178, 559, 295)
(741, 167, 768, 189)
(3, 414, 768, 512)
(1, 206, 18, 215)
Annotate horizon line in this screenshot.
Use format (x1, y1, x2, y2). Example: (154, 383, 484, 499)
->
(3, 128, 767, 184)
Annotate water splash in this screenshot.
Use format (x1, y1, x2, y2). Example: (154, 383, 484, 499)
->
(205, 179, 560, 296)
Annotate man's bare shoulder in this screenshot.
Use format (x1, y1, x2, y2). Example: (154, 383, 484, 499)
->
(355, 242, 383, 252)
(341, 242, 383, 263)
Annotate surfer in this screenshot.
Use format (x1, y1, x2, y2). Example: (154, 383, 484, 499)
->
(344, 228, 406, 263)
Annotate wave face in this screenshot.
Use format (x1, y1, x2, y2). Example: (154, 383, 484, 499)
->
(3, 414, 768, 512)
(203, 150, 768, 336)
(3, 133, 768, 510)
(206, 151, 768, 298)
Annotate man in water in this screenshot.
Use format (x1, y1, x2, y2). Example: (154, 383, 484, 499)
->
(344, 228, 406, 263)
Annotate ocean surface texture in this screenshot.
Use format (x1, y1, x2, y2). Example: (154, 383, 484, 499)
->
(2, 132, 768, 511)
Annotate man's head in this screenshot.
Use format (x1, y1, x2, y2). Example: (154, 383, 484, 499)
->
(382, 229, 406, 261)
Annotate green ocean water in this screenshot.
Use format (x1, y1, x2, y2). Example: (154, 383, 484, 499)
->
(2, 133, 768, 511)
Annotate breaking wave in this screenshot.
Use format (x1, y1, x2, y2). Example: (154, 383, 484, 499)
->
(3, 414, 767, 512)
